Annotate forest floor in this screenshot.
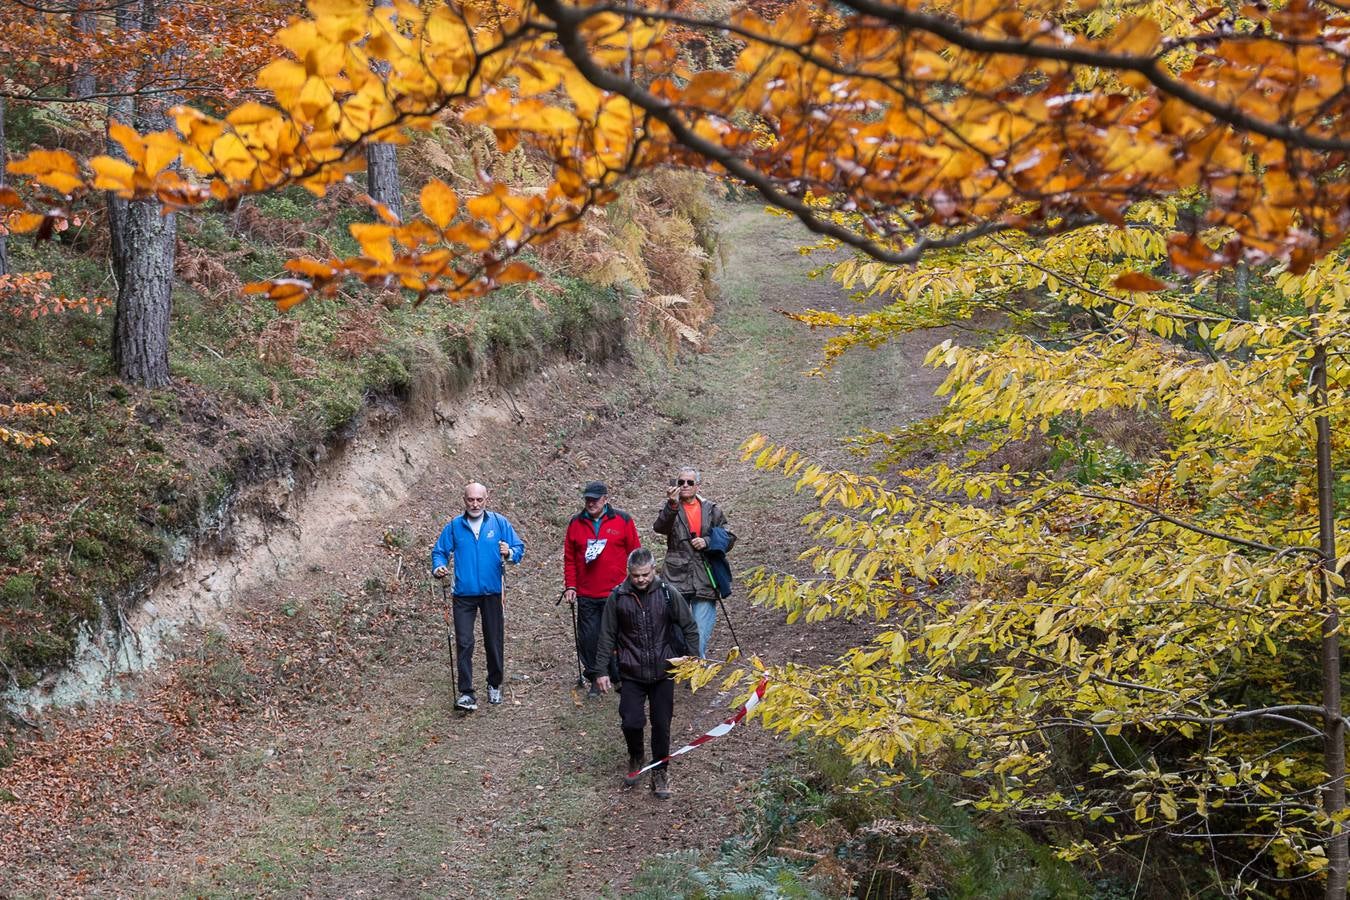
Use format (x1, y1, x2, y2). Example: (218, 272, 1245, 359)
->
(0, 201, 948, 898)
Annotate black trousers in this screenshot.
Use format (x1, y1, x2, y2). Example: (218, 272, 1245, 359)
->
(453, 593, 504, 697)
(576, 595, 619, 683)
(620, 677, 675, 769)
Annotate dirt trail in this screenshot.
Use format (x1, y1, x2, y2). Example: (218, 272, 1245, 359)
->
(2, 201, 948, 898)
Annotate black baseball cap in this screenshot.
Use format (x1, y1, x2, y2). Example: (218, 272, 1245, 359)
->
(582, 481, 608, 498)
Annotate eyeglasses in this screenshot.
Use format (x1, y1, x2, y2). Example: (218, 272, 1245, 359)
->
(676, 479, 697, 486)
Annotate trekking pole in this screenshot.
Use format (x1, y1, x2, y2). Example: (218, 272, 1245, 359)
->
(717, 595, 743, 652)
(438, 580, 454, 673)
(500, 555, 515, 703)
(554, 589, 586, 688)
(702, 557, 744, 653)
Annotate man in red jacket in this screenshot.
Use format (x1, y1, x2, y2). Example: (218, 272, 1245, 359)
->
(562, 481, 642, 696)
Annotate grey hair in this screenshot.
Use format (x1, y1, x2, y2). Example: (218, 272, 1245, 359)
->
(676, 466, 701, 483)
(628, 547, 655, 570)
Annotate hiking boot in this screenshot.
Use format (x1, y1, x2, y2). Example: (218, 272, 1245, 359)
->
(455, 693, 478, 712)
(487, 686, 503, 705)
(623, 756, 645, 787)
(651, 767, 671, 800)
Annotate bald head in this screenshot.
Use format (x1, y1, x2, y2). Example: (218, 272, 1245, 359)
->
(463, 482, 488, 519)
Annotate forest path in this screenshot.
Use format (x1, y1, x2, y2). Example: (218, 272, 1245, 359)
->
(2, 201, 947, 898)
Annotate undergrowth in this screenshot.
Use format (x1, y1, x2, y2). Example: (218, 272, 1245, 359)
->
(633, 740, 1149, 899)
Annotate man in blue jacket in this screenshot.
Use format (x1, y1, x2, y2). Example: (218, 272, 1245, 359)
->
(431, 482, 526, 712)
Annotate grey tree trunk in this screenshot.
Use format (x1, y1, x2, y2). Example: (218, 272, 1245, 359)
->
(107, 0, 177, 388)
(366, 141, 403, 220)
(0, 95, 8, 277)
(1314, 343, 1349, 899)
(71, 3, 97, 99)
(364, 8, 402, 221)
(111, 200, 176, 386)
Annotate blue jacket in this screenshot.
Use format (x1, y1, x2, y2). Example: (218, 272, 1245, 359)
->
(431, 511, 525, 597)
(705, 526, 735, 599)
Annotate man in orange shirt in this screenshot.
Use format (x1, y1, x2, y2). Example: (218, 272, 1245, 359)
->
(653, 466, 734, 658)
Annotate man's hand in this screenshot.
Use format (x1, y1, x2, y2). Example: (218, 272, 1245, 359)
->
(433, 565, 448, 579)
(499, 540, 511, 560)
(690, 536, 707, 550)
(562, 587, 577, 605)
(595, 676, 612, 694)
(666, 484, 678, 504)
(667, 656, 689, 665)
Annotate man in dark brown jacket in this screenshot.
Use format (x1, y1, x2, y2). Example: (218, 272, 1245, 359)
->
(653, 466, 734, 658)
(594, 547, 699, 799)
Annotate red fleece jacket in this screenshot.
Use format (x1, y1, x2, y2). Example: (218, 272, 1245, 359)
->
(563, 506, 642, 598)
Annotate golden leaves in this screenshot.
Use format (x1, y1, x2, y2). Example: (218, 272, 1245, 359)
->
(0, 401, 67, 450)
(420, 180, 458, 228)
(0, 0, 1346, 312)
(243, 277, 311, 312)
(6, 149, 82, 195)
(1105, 16, 1161, 54)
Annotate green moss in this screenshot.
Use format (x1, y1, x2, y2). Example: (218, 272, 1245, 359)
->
(72, 536, 107, 561)
(2, 575, 36, 603)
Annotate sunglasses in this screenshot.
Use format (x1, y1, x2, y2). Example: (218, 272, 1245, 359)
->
(676, 479, 697, 486)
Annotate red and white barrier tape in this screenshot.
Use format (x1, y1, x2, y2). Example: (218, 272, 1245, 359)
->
(632, 678, 769, 777)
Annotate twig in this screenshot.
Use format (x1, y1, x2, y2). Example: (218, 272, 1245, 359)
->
(774, 846, 827, 861)
(502, 389, 525, 424)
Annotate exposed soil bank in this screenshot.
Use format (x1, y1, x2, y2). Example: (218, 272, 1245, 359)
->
(4, 372, 573, 715)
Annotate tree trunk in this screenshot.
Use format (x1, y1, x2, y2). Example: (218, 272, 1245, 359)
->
(1313, 343, 1348, 898)
(106, 0, 177, 388)
(111, 201, 175, 387)
(1235, 262, 1251, 362)
(71, 2, 97, 99)
(0, 95, 8, 277)
(364, 6, 402, 221)
(365, 140, 402, 220)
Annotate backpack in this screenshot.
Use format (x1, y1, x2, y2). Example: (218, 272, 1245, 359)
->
(659, 581, 689, 657)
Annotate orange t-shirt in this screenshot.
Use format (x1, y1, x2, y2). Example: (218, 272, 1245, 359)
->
(682, 500, 702, 537)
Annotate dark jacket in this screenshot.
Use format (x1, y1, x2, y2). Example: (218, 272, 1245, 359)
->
(562, 505, 642, 598)
(653, 497, 735, 601)
(595, 576, 699, 684)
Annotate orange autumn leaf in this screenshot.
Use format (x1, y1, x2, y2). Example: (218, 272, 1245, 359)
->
(6, 211, 47, 234)
(1113, 272, 1169, 292)
(420, 180, 458, 229)
(492, 261, 539, 284)
(6, 149, 83, 194)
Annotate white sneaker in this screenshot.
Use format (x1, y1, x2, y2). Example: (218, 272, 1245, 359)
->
(456, 693, 478, 711)
(487, 686, 503, 705)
